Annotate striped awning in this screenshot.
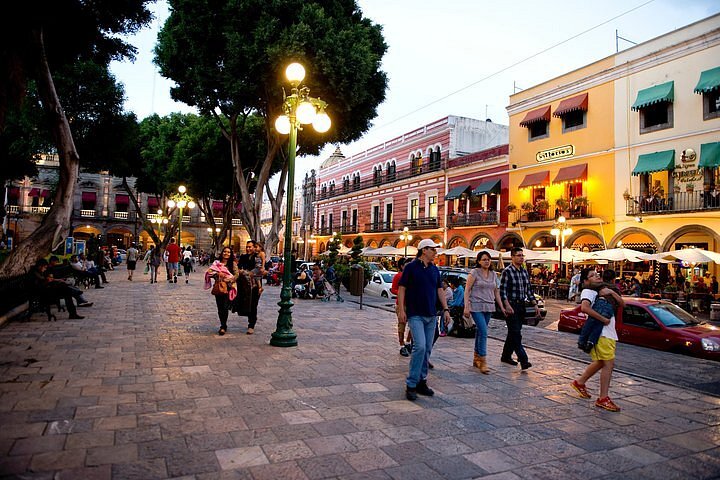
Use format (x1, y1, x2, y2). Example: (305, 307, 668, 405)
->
(519, 106, 551, 127)
(553, 93, 588, 117)
(518, 171, 550, 189)
(632, 150, 675, 176)
(552, 164, 587, 184)
(115, 194, 129, 205)
(81, 191, 97, 202)
(694, 67, 720, 94)
(631, 81, 674, 111)
(147, 196, 159, 208)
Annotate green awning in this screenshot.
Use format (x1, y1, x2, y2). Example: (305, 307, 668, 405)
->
(445, 185, 471, 200)
(471, 179, 501, 196)
(699, 142, 720, 168)
(694, 67, 720, 94)
(632, 150, 675, 176)
(631, 81, 674, 111)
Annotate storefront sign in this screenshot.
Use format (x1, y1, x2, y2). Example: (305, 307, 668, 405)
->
(536, 145, 574, 163)
(672, 152, 702, 193)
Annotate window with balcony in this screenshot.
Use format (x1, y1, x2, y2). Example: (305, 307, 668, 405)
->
(410, 198, 419, 219)
(386, 161, 396, 181)
(353, 174, 360, 189)
(428, 196, 437, 217)
(373, 166, 382, 185)
(412, 154, 422, 174)
(343, 178, 350, 192)
(429, 148, 441, 170)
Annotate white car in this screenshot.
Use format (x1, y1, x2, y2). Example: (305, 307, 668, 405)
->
(364, 270, 398, 298)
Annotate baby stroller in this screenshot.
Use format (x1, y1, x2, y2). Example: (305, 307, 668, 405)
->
(320, 278, 344, 302)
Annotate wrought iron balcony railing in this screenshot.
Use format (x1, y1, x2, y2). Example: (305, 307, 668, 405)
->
(447, 211, 498, 227)
(364, 221, 395, 233)
(625, 190, 720, 216)
(400, 217, 441, 230)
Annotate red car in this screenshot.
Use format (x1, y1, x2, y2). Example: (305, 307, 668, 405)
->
(558, 297, 720, 360)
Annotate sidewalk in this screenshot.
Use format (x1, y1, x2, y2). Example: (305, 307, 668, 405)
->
(1, 267, 719, 479)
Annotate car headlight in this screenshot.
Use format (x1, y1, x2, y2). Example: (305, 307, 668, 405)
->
(701, 338, 720, 352)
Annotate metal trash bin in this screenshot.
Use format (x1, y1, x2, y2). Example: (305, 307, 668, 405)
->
(348, 265, 364, 296)
(711, 303, 720, 321)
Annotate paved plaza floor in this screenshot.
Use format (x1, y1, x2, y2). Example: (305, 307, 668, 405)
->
(1, 266, 719, 479)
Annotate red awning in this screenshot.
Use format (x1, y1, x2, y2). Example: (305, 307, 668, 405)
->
(212, 201, 224, 211)
(553, 93, 589, 117)
(518, 171, 550, 189)
(8, 187, 19, 199)
(519, 106, 551, 127)
(115, 194, 129, 205)
(147, 197, 159, 208)
(28, 188, 40, 197)
(81, 191, 97, 202)
(553, 164, 588, 184)
(40, 189, 51, 198)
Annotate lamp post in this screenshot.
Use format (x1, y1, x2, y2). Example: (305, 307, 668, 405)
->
(149, 209, 169, 241)
(271, 62, 331, 348)
(167, 185, 196, 248)
(399, 227, 413, 257)
(551, 215, 572, 279)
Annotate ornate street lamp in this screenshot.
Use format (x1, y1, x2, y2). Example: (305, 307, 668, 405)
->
(271, 62, 331, 348)
(551, 215, 572, 278)
(167, 185, 196, 247)
(207, 226, 221, 249)
(149, 209, 169, 238)
(399, 227, 413, 257)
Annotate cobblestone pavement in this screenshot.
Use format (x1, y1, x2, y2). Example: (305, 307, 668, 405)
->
(353, 292, 720, 396)
(1, 266, 719, 479)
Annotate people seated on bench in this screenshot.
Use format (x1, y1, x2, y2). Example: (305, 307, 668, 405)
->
(28, 259, 87, 319)
(70, 254, 104, 288)
(80, 253, 107, 283)
(48, 256, 94, 306)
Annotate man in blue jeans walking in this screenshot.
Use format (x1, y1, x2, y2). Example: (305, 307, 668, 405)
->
(397, 239, 452, 401)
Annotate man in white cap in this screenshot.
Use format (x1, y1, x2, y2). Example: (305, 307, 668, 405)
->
(397, 238, 452, 401)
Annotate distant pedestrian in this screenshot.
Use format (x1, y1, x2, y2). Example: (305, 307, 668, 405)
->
(499, 247, 538, 370)
(145, 246, 162, 283)
(571, 268, 625, 412)
(182, 246, 193, 284)
(464, 250, 505, 373)
(126, 243, 139, 281)
(166, 238, 181, 283)
(397, 239, 451, 401)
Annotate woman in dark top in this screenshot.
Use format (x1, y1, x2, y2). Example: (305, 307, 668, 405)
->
(207, 247, 238, 336)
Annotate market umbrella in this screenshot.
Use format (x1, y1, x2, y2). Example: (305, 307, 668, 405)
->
(439, 246, 477, 257)
(589, 247, 649, 262)
(362, 245, 404, 256)
(645, 248, 720, 264)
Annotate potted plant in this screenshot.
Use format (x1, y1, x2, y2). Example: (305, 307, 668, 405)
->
(520, 201, 534, 222)
(506, 202, 517, 213)
(535, 199, 550, 212)
(686, 183, 694, 193)
(555, 198, 569, 210)
(573, 196, 588, 207)
(622, 189, 631, 201)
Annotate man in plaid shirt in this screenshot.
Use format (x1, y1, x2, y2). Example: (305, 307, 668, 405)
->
(499, 247, 539, 370)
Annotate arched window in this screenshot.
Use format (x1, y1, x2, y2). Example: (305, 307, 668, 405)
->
(412, 154, 422, 174)
(429, 146, 441, 170)
(373, 165, 383, 184)
(343, 176, 350, 192)
(353, 173, 360, 189)
(387, 160, 396, 181)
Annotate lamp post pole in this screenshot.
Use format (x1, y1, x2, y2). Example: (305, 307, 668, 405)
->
(167, 186, 195, 249)
(400, 227, 412, 258)
(271, 62, 331, 348)
(551, 216, 572, 279)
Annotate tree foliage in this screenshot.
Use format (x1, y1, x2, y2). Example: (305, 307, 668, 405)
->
(155, 0, 388, 251)
(0, 0, 153, 275)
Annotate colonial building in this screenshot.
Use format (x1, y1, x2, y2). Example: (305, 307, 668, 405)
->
(506, 13, 720, 278)
(3, 155, 248, 251)
(313, 116, 510, 255)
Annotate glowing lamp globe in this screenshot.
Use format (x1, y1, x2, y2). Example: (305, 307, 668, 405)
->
(285, 63, 305, 84)
(187, 201, 196, 209)
(177, 200, 187, 209)
(296, 101, 317, 124)
(178, 185, 186, 194)
(275, 115, 291, 135)
(167, 199, 176, 208)
(313, 111, 331, 133)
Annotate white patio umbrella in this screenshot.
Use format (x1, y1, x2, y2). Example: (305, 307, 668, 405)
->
(646, 248, 720, 264)
(439, 246, 477, 257)
(363, 245, 404, 256)
(589, 247, 649, 262)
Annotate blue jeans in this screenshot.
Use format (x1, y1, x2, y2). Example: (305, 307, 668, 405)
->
(471, 311, 492, 356)
(406, 316, 436, 388)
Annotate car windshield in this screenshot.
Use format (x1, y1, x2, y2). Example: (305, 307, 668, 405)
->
(647, 303, 701, 327)
(381, 273, 395, 283)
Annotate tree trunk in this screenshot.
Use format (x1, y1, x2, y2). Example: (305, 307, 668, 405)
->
(0, 28, 78, 276)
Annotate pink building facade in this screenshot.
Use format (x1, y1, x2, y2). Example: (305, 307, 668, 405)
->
(312, 116, 518, 257)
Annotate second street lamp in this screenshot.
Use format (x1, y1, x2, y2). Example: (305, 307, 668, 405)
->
(271, 62, 331, 348)
(399, 227, 412, 257)
(551, 215, 572, 279)
(167, 185, 196, 247)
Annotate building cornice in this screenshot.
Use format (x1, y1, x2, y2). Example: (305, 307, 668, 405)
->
(507, 28, 720, 116)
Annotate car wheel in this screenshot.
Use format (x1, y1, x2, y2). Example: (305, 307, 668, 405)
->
(381, 291, 388, 298)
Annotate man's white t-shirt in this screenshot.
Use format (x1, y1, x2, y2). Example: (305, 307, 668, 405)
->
(580, 288, 618, 341)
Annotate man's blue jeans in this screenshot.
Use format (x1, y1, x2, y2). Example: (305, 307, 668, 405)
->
(406, 315, 436, 388)
(471, 311, 492, 356)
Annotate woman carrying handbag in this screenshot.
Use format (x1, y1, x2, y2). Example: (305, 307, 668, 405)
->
(204, 247, 239, 336)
